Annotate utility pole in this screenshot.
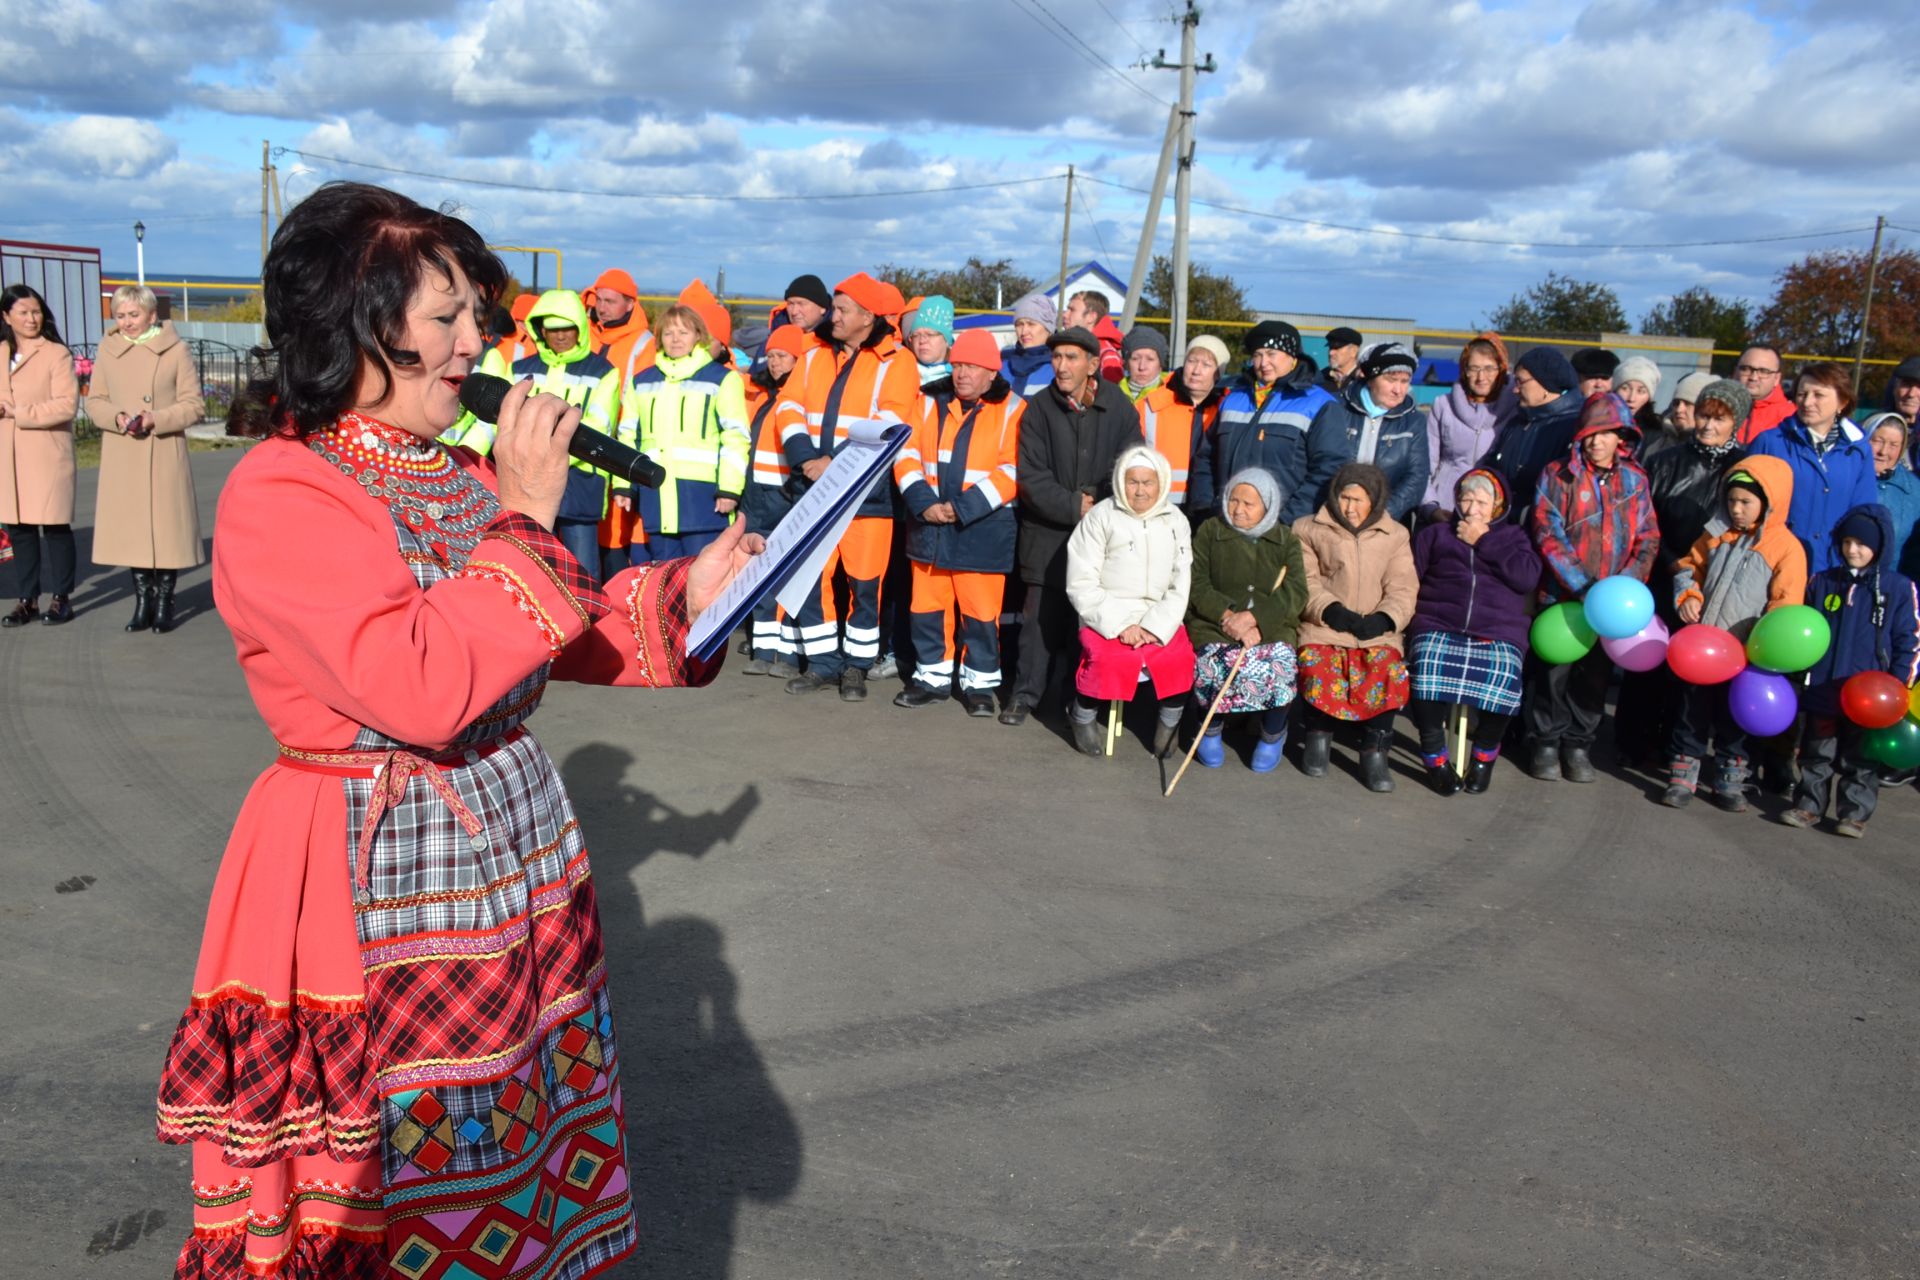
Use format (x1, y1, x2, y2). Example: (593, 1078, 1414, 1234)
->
(1122, 106, 1179, 328)
(260, 141, 272, 269)
(1149, 3, 1215, 357)
(1852, 214, 1887, 397)
(1058, 165, 1074, 328)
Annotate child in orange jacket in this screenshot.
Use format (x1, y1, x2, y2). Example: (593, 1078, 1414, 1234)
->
(1662, 455, 1807, 810)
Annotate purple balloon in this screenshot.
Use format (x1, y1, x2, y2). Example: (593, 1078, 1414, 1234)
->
(1600, 614, 1670, 673)
(1727, 667, 1798, 738)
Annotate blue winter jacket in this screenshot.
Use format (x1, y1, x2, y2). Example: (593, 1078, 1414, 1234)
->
(1874, 464, 1920, 579)
(1485, 389, 1581, 522)
(1193, 365, 1335, 519)
(1745, 415, 1878, 572)
(1001, 343, 1055, 399)
(1297, 383, 1431, 525)
(1802, 503, 1920, 715)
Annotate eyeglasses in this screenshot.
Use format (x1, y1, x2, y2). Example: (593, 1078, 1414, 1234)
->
(1735, 364, 1780, 377)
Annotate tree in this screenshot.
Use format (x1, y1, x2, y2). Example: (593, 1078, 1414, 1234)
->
(873, 257, 1039, 312)
(1486, 272, 1626, 334)
(1640, 286, 1752, 375)
(1143, 255, 1252, 345)
(1755, 245, 1920, 393)
(197, 295, 264, 323)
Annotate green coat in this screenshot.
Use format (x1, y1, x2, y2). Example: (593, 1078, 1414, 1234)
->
(1185, 515, 1309, 649)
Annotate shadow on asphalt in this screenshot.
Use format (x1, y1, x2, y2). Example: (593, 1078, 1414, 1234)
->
(560, 744, 801, 1279)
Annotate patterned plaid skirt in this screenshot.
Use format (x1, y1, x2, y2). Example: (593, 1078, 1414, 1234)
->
(1297, 644, 1409, 722)
(1410, 629, 1524, 714)
(1193, 641, 1298, 714)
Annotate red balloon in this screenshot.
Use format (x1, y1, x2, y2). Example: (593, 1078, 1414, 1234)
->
(1667, 623, 1747, 685)
(1840, 671, 1911, 729)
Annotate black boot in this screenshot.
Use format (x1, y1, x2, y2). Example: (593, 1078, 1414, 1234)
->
(1360, 727, 1396, 792)
(1300, 730, 1334, 778)
(1426, 759, 1462, 797)
(41, 594, 73, 625)
(1, 598, 38, 628)
(1464, 755, 1496, 794)
(150, 571, 178, 633)
(125, 570, 156, 632)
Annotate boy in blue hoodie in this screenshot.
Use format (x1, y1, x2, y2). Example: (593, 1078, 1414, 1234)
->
(1782, 504, 1920, 836)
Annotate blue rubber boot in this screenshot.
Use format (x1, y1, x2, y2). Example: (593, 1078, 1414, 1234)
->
(1196, 730, 1226, 769)
(1250, 735, 1285, 773)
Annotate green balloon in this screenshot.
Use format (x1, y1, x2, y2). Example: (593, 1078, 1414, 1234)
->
(1862, 718, 1920, 770)
(1746, 604, 1831, 673)
(1530, 601, 1598, 665)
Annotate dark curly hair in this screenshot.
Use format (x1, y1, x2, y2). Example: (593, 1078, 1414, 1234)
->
(1, 284, 65, 359)
(228, 181, 507, 440)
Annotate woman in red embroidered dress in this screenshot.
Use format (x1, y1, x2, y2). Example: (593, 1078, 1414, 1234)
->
(155, 183, 759, 1280)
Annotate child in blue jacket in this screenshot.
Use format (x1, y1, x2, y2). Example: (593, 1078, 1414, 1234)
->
(1782, 504, 1920, 836)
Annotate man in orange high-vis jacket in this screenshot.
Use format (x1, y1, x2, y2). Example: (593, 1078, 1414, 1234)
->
(1137, 334, 1232, 513)
(774, 271, 920, 701)
(498, 293, 539, 364)
(587, 268, 656, 387)
(741, 324, 813, 676)
(891, 330, 1023, 716)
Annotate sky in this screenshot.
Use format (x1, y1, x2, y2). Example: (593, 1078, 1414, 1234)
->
(3, 0, 1918, 331)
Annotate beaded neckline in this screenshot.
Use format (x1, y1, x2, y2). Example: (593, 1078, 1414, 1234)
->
(310, 411, 500, 567)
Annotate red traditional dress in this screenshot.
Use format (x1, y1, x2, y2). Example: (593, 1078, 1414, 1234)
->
(157, 413, 713, 1279)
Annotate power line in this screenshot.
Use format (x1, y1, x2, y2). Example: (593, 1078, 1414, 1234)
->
(1079, 174, 1877, 251)
(1008, 0, 1172, 108)
(279, 148, 1065, 202)
(1088, 0, 1155, 58)
(1073, 173, 1114, 261)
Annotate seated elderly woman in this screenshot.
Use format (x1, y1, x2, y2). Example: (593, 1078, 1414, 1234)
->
(1066, 444, 1194, 757)
(1184, 467, 1309, 773)
(1294, 462, 1418, 791)
(1406, 469, 1542, 796)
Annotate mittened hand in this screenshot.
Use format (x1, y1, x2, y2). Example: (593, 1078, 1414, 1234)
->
(1321, 602, 1363, 634)
(1355, 612, 1396, 641)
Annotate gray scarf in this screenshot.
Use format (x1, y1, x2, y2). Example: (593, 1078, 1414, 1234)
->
(1222, 467, 1283, 539)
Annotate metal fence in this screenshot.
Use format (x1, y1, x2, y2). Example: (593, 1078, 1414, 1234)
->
(71, 338, 250, 434)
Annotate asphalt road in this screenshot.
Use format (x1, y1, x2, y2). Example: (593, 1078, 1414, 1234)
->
(3, 448, 1915, 1278)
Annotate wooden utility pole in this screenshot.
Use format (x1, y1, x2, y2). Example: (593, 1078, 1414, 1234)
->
(1058, 165, 1074, 328)
(1852, 214, 1887, 397)
(1122, 106, 1179, 329)
(1150, 3, 1215, 357)
(260, 141, 272, 268)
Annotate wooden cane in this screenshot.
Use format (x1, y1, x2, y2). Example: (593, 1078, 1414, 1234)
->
(1105, 699, 1123, 756)
(1165, 565, 1288, 798)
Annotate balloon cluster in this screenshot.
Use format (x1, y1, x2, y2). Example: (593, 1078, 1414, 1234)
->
(1846, 672, 1920, 768)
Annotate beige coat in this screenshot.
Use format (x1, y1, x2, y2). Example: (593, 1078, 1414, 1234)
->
(1293, 506, 1419, 651)
(87, 324, 206, 568)
(0, 335, 79, 524)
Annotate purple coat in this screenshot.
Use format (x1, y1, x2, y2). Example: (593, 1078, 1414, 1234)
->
(1409, 518, 1543, 649)
(1422, 383, 1518, 514)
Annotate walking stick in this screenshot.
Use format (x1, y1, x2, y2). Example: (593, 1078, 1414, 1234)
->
(1453, 703, 1470, 778)
(1164, 565, 1288, 799)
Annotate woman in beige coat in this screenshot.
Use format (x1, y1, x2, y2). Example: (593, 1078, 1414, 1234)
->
(1294, 461, 1418, 791)
(0, 285, 80, 626)
(88, 285, 205, 632)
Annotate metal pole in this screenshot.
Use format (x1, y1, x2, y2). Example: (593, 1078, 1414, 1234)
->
(1058, 165, 1074, 329)
(134, 227, 146, 288)
(260, 141, 271, 269)
(1169, 5, 1199, 358)
(1122, 105, 1180, 329)
(1852, 214, 1886, 398)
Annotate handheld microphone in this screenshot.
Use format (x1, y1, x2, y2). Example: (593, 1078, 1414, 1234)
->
(457, 372, 667, 489)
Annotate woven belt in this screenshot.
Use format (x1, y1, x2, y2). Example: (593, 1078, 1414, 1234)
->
(275, 728, 524, 905)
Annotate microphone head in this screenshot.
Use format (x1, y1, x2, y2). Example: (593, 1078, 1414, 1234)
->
(457, 371, 513, 423)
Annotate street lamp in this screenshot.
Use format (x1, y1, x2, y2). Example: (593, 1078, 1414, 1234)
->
(134, 220, 146, 286)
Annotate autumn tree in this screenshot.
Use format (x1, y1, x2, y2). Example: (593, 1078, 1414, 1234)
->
(1754, 245, 1920, 393)
(1640, 286, 1752, 374)
(1486, 272, 1626, 334)
(873, 258, 1039, 312)
(1143, 255, 1253, 345)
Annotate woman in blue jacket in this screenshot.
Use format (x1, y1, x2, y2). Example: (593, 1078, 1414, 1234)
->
(1745, 362, 1877, 572)
(1297, 342, 1432, 525)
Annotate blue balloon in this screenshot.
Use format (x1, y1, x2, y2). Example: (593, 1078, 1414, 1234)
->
(1583, 575, 1655, 640)
(1727, 667, 1798, 738)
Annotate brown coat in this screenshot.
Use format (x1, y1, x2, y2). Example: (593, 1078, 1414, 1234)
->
(1293, 506, 1419, 651)
(87, 324, 206, 568)
(0, 335, 79, 524)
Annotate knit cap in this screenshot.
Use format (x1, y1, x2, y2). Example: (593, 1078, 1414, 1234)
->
(907, 295, 954, 341)
(1724, 468, 1767, 511)
(785, 274, 831, 309)
(1244, 319, 1302, 357)
(1669, 370, 1715, 410)
(1611, 355, 1661, 400)
(1837, 509, 1883, 557)
(1185, 334, 1231, 370)
(1571, 347, 1620, 381)
(1012, 291, 1056, 331)
(1121, 325, 1169, 365)
(1359, 341, 1417, 379)
(1695, 378, 1753, 428)
(1515, 346, 1578, 395)
(950, 329, 1002, 371)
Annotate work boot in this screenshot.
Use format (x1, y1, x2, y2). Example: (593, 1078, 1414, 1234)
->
(1660, 755, 1700, 809)
(1195, 731, 1226, 769)
(998, 698, 1033, 727)
(1359, 749, 1395, 793)
(150, 570, 178, 632)
(1071, 716, 1105, 757)
(1250, 735, 1285, 774)
(839, 667, 868, 702)
(41, 594, 74, 626)
(2, 597, 39, 628)
(1560, 743, 1596, 783)
(125, 570, 156, 632)
(893, 684, 944, 709)
(785, 671, 833, 695)
(1527, 742, 1562, 782)
(767, 660, 801, 681)
(964, 692, 997, 719)
(1426, 759, 1462, 797)
(1150, 718, 1178, 758)
(1464, 755, 1496, 794)
(1299, 730, 1334, 778)
(741, 658, 772, 676)
(1709, 755, 1751, 813)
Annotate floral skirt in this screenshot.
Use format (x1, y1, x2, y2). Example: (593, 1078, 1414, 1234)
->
(1410, 630, 1523, 714)
(1075, 626, 1196, 700)
(1297, 644, 1409, 722)
(1192, 641, 1298, 714)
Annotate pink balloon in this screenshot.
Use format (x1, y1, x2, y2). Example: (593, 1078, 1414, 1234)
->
(1600, 614, 1671, 673)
